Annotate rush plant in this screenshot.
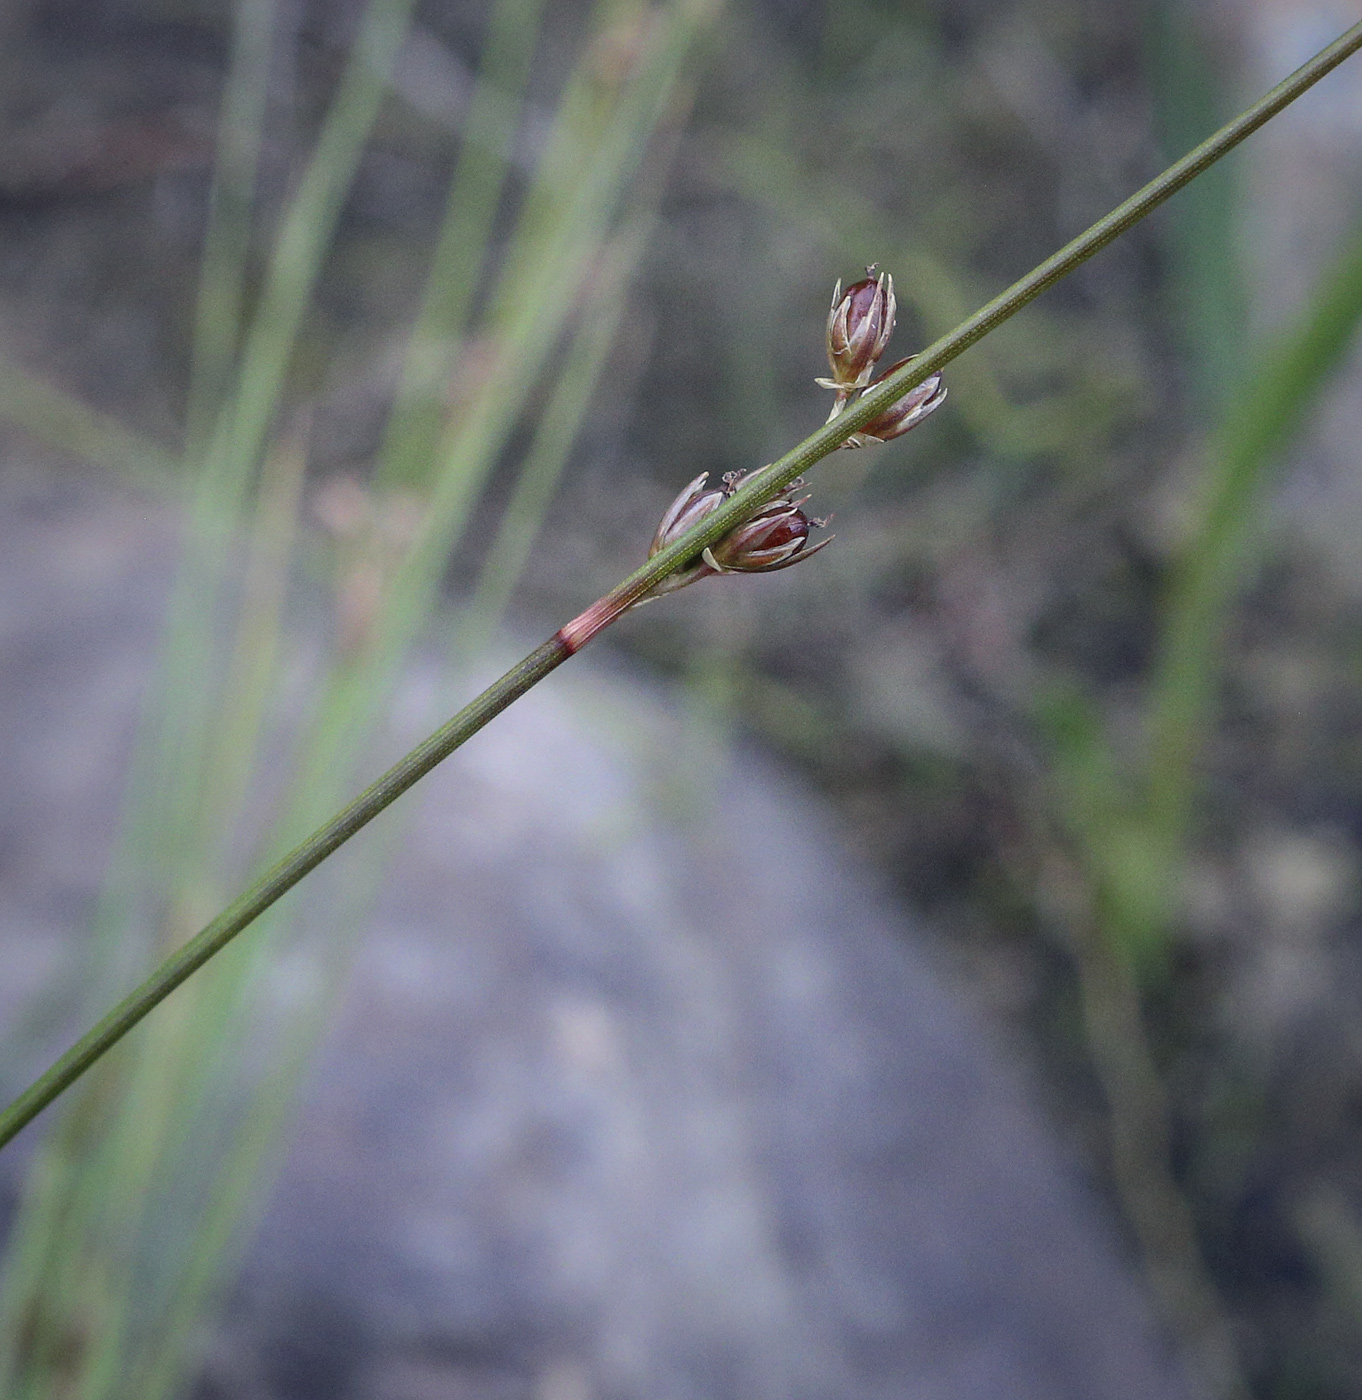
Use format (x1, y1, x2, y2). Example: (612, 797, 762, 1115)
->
(3, 16, 1361, 1166)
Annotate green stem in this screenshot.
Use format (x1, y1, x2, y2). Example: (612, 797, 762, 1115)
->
(0, 637, 571, 1151)
(2, 16, 1360, 1153)
(569, 19, 1362, 614)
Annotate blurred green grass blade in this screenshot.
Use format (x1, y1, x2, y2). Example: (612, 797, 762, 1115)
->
(67, 433, 311, 1397)
(483, 0, 707, 333)
(328, 0, 718, 728)
(464, 82, 691, 650)
(130, 998, 329, 1400)
(1060, 217, 1362, 972)
(154, 0, 420, 874)
(149, 0, 685, 828)
(71, 999, 205, 1400)
(1147, 2, 1248, 412)
(378, 0, 551, 489)
(184, 0, 277, 459)
(159, 0, 419, 871)
(0, 1136, 75, 1395)
(200, 0, 418, 498)
(413, 0, 714, 591)
(0, 3, 419, 1393)
(0, 354, 177, 487)
(1147, 217, 1362, 841)
(239, 0, 715, 877)
(464, 220, 652, 650)
(151, 0, 418, 833)
(200, 429, 310, 845)
(169, 0, 714, 1055)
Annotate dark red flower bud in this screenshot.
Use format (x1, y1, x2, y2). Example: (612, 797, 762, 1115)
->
(701, 491, 831, 574)
(822, 267, 895, 391)
(643, 472, 832, 599)
(843, 359, 946, 447)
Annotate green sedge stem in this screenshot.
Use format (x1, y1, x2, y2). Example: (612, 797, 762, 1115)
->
(3, 17, 1360, 1153)
(0, 638, 572, 1152)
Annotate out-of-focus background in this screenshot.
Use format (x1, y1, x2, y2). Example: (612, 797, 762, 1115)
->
(2, 0, 1362, 1396)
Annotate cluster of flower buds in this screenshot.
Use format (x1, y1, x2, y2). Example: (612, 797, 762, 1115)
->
(818, 266, 946, 447)
(632, 264, 944, 609)
(643, 470, 831, 598)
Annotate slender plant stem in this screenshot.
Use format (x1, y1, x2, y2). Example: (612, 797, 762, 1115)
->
(0, 637, 570, 1151)
(2, 17, 1361, 1154)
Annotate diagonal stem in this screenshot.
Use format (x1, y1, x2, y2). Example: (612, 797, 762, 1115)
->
(2, 17, 1360, 1153)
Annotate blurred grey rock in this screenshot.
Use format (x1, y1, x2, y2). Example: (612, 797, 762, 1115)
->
(0, 469, 1193, 1400)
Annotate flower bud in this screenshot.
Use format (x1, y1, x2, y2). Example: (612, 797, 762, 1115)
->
(649, 471, 726, 556)
(645, 472, 730, 596)
(843, 359, 946, 447)
(822, 267, 895, 391)
(701, 486, 832, 575)
(643, 472, 832, 599)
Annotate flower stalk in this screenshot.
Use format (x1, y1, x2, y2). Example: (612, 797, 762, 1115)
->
(2, 15, 1361, 1153)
